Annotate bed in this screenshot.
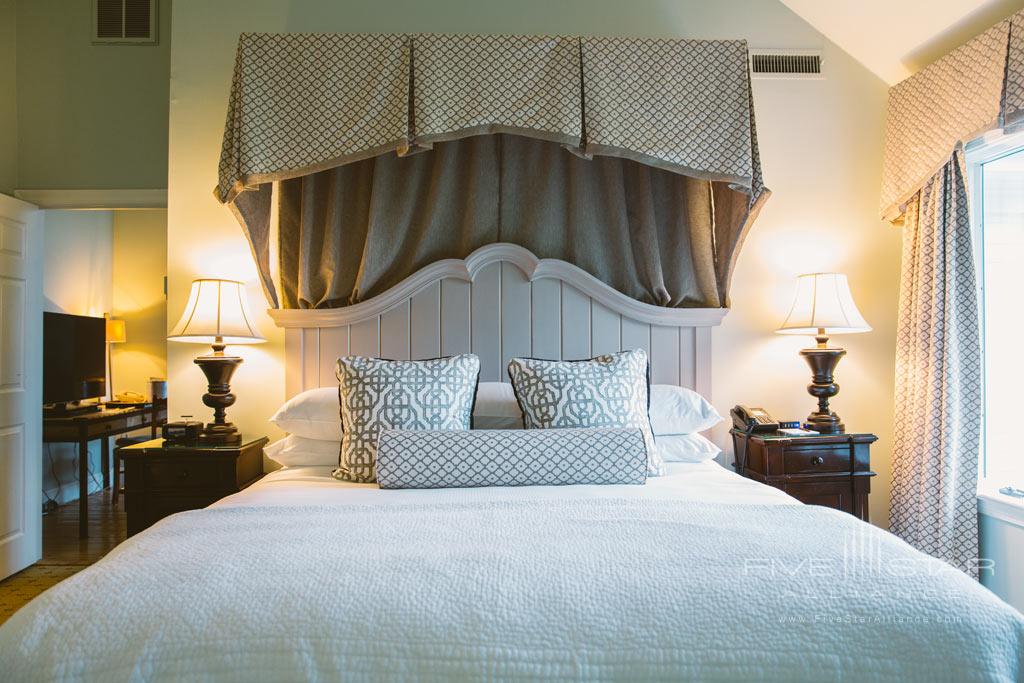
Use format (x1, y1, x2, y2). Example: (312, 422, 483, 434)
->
(2, 462, 1022, 681)
(2, 245, 1022, 681)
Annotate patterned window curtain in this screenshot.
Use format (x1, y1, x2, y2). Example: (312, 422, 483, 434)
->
(889, 149, 982, 579)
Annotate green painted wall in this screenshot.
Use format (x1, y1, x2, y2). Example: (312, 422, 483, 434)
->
(14, 0, 171, 190)
(0, 0, 16, 194)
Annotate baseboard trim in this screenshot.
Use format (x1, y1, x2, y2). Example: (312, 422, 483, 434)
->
(13, 189, 167, 209)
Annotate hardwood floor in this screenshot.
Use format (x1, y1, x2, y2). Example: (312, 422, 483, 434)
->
(0, 489, 126, 625)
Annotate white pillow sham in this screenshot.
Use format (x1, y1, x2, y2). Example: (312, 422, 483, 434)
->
(264, 435, 340, 468)
(473, 382, 523, 429)
(655, 433, 721, 463)
(269, 386, 342, 441)
(649, 384, 722, 435)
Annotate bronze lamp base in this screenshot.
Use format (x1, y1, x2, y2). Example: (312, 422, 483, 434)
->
(194, 341, 243, 445)
(799, 329, 845, 434)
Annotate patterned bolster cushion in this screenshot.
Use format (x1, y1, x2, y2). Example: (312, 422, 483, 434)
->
(506, 349, 662, 476)
(375, 428, 648, 489)
(334, 354, 481, 483)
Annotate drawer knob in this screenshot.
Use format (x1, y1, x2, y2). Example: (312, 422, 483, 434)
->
(811, 456, 824, 466)
(178, 469, 189, 479)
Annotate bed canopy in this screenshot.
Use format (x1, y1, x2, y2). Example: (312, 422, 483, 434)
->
(216, 32, 769, 309)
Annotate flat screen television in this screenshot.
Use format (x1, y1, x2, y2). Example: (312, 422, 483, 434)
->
(43, 312, 106, 406)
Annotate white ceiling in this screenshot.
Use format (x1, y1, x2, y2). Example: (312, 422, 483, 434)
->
(780, 0, 1024, 85)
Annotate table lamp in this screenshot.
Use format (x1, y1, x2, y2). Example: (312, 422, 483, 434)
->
(776, 273, 870, 434)
(168, 279, 265, 444)
(105, 316, 126, 398)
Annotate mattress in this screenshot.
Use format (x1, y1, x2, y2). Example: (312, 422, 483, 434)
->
(2, 461, 1022, 682)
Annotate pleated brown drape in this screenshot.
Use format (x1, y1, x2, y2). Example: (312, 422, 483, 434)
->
(277, 135, 733, 309)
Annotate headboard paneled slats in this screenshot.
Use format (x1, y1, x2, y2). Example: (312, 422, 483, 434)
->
(531, 278, 560, 359)
(440, 279, 471, 357)
(273, 243, 726, 399)
(410, 282, 441, 360)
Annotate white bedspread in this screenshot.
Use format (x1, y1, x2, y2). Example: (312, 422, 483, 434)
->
(2, 464, 1022, 682)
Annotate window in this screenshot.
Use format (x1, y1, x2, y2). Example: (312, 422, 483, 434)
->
(969, 132, 1024, 495)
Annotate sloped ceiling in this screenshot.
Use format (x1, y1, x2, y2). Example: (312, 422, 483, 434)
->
(780, 0, 1024, 85)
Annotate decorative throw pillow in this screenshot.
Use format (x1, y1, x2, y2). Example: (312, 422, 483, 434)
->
(376, 428, 647, 489)
(506, 349, 662, 476)
(334, 354, 481, 482)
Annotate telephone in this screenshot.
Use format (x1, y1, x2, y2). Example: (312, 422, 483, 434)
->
(731, 405, 780, 433)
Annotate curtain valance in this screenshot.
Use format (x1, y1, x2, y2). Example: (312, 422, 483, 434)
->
(880, 9, 1024, 222)
(217, 32, 763, 203)
(216, 32, 768, 309)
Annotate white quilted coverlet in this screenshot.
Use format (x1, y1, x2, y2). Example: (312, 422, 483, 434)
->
(1, 499, 1022, 682)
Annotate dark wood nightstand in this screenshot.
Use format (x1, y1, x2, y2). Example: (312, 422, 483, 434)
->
(120, 436, 268, 536)
(730, 430, 877, 521)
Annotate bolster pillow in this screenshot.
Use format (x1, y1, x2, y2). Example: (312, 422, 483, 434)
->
(375, 428, 648, 489)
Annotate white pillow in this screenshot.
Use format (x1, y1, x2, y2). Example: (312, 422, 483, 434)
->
(473, 382, 523, 429)
(649, 385, 721, 435)
(270, 386, 342, 441)
(655, 433, 722, 463)
(264, 435, 340, 468)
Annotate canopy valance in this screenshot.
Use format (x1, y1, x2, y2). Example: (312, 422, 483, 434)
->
(216, 32, 768, 309)
(880, 9, 1024, 222)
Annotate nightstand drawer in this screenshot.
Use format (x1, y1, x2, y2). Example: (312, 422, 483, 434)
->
(145, 459, 224, 490)
(782, 446, 850, 474)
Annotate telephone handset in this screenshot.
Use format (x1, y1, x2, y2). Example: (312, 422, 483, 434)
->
(731, 405, 780, 433)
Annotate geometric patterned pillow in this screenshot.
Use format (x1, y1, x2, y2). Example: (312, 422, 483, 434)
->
(333, 354, 481, 483)
(506, 349, 662, 476)
(376, 428, 647, 489)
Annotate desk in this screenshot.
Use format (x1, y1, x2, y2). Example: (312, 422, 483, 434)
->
(43, 401, 168, 538)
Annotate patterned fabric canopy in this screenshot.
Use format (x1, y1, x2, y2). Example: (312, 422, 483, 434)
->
(215, 32, 769, 309)
(217, 32, 765, 205)
(880, 9, 1024, 222)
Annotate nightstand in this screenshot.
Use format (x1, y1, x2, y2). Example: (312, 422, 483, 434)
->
(730, 430, 877, 521)
(120, 436, 268, 536)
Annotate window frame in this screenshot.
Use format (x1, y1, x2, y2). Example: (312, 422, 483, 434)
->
(966, 130, 1024, 523)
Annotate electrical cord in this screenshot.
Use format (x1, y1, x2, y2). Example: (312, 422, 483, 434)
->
(43, 443, 59, 513)
(43, 442, 102, 512)
(733, 423, 756, 478)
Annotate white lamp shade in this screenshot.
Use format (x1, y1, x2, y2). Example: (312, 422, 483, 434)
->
(168, 279, 265, 345)
(777, 273, 871, 335)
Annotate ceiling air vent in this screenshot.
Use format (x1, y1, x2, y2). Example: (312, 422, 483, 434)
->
(750, 50, 824, 80)
(93, 0, 158, 44)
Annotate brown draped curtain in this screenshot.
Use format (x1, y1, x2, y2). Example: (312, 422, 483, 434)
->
(277, 135, 739, 309)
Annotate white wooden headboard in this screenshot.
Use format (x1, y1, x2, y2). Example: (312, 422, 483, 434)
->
(269, 243, 727, 399)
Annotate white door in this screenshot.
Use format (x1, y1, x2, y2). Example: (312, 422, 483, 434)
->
(0, 193, 41, 580)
